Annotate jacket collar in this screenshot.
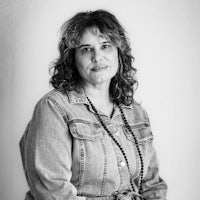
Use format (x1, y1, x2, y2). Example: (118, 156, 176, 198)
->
(67, 89, 133, 109)
(68, 89, 88, 105)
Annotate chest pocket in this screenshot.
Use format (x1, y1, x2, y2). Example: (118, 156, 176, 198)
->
(123, 122, 153, 145)
(68, 119, 106, 141)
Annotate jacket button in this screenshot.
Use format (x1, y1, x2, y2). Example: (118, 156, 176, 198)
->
(120, 161, 126, 167)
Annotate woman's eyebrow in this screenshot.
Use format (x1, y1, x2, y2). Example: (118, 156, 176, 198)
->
(78, 41, 110, 48)
(102, 41, 110, 44)
(78, 44, 91, 48)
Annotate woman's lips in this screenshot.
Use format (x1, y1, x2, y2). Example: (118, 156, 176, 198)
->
(91, 66, 108, 72)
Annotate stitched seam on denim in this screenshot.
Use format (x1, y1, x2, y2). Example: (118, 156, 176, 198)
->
(68, 119, 101, 127)
(111, 139, 123, 186)
(123, 126, 153, 145)
(122, 125, 145, 183)
(69, 125, 105, 141)
(100, 139, 108, 196)
(115, 136, 134, 187)
(77, 139, 85, 195)
(129, 122, 150, 129)
(47, 96, 68, 123)
(42, 89, 60, 99)
(132, 144, 140, 180)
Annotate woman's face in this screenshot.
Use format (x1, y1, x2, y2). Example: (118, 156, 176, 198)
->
(75, 28, 119, 88)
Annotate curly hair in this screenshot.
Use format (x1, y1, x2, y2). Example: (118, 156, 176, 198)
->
(49, 9, 138, 106)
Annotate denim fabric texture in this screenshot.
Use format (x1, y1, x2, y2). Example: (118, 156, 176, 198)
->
(20, 89, 167, 200)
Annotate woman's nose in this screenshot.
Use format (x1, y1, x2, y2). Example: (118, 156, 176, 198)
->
(91, 49, 103, 63)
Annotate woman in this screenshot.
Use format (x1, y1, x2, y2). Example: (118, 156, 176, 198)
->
(20, 9, 167, 200)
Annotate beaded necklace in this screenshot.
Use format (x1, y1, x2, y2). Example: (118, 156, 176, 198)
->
(86, 96, 144, 194)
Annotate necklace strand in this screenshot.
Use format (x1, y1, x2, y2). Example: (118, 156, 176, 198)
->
(118, 106, 144, 193)
(86, 96, 144, 194)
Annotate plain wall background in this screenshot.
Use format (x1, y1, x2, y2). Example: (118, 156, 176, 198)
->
(0, 0, 200, 199)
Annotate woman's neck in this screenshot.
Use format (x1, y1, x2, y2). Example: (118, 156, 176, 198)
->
(83, 82, 111, 103)
(82, 83, 114, 117)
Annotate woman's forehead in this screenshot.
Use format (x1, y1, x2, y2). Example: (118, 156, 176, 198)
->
(80, 27, 110, 42)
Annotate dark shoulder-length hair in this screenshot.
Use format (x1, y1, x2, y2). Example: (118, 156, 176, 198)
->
(50, 9, 138, 106)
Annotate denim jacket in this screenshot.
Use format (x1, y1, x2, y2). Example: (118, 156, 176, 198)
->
(20, 89, 167, 200)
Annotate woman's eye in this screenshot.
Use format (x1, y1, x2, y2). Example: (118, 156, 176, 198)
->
(101, 44, 111, 49)
(81, 47, 92, 53)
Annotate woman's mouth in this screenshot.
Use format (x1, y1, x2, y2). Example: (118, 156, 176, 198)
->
(91, 66, 108, 72)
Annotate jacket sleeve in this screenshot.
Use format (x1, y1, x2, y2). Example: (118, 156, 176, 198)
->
(138, 105, 168, 200)
(141, 144, 168, 200)
(22, 97, 86, 200)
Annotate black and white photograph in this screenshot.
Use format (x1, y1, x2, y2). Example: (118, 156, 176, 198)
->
(0, 0, 199, 200)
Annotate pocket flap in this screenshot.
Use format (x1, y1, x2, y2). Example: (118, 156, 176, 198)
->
(69, 120, 105, 141)
(123, 122, 153, 144)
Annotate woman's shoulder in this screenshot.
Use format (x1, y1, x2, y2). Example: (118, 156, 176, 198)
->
(39, 89, 85, 103)
(40, 89, 69, 102)
(33, 89, 71, 114)
(34, 89, 87, 117)
(132, 100, 144, 109)
(35, 89, 73, 107)
(131, 100, 150, 122)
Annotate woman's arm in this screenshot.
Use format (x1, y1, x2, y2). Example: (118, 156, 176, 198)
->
(21, 97, 85, 200)
(141, 145, 168, 200)
(136, 105, 167, 200)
